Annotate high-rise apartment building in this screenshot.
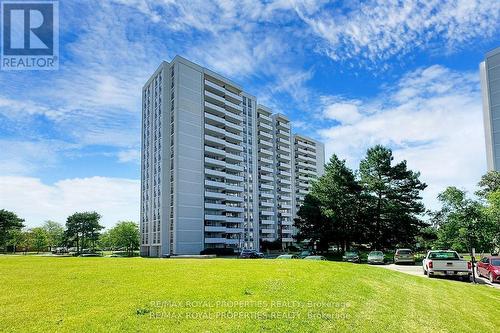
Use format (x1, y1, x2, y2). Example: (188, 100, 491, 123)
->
(481, 47, 500, 171)
(140, 56, 325, 256)
(293, 135, 325, 216)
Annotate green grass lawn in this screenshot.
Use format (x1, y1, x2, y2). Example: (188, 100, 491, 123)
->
(0, 256, 498, 332)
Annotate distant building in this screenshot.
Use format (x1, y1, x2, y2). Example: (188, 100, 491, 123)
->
(140, 56, 325, 257)
(480, 47, 500, 171)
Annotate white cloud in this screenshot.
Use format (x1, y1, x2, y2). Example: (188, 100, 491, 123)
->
(0, 140, 76, 176)
(295, 0, 500, 64)
(318, 65, 486, 210)
(321, 98, 362, 124)
(118, 149, 141, 163)
(0, 176, 139, 229)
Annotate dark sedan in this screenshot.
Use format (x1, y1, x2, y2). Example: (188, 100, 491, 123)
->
(342, 251, 360, 263)
(239, 249, 264, 259)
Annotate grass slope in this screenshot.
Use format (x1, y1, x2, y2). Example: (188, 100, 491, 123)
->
(0, 256, 498, 332)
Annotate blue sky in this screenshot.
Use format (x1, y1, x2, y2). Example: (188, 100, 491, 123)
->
(1, 0, 499, 228)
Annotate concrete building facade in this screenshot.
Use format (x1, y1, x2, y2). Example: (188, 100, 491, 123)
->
(141, 56, 325, 256)
(481, 47, 500, 171)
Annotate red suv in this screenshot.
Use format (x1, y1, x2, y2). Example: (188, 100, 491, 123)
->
(477, 256, 500, 283)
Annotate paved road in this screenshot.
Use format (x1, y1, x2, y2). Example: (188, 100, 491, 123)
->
(377, 263, 500, 289)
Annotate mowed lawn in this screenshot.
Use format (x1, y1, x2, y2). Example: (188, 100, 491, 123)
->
(0, 256, 498, 333)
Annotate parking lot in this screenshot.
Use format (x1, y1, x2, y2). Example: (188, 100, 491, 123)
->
(377, 263, 500, 289)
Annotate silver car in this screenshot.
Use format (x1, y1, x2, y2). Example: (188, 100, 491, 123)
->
(394, 249, 415, 264)
(367, 251, 385, 264)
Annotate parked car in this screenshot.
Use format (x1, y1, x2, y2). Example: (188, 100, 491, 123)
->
(276, 254, 299, 259)
(239, 249, 264, 259)
(304, 255, 327, 260)
(477, 256, 500, 283)
(422, 250, 471, 281)
(394, 249, 415, 264)
(298, 250, 313, 258)
(342, 251, 360, 263)
(367, 251, 385, 264)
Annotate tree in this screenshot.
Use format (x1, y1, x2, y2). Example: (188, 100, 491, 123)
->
(108, 221, 140, 256)
(0, 210, 25, 252)
(65, 212, 104, 254)
(30, 227, 48, 253)
(42, 221, 64, 251)
(295, 155, 363, 251)
(98, 230, 113, 250)
(359, 145, 427, 249)
(432, 187, 494, 253)
(484, 190, 500, 252)
(6, 228, 24, 253)
(476, 171, 500, 198)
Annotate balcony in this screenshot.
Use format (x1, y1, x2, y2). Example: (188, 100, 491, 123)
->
(276, 129, 289, 139)
(226, 216, 243, 223)
(225, 227, 244, 234)
(204, 237, 227, 244)
(225, 205, 244, 213)
(205, 146, 226, 157)
(279, 204, 292, 209)
(276, 121, 290, 130)
(225, 183, 244, 192)
(225, 99, 243, 113)
(257, 113, 272, 123)
(259, 131, 273, 139)
(260, 201, 273, 207)
(260, 184, 273, 190)
(260, 219, 274, 225)
(261, 228, 275, 234)
(259, 166, 273, 173)
(205, 168, 226, 178)
(225, 238, 241, 245)
(204, 157, 225, 168)
(258, 139, 273, 148)
(205, 123, 226, 138)
(277, 138, 290, 146)
(278, 178, 292, 185)
(260, 210, 275, 216)
(204, 134, 226, 148)
(225, 194, 244, 202)
(205, 202, 226, 210)
(225, 163, 244, 172)
(204, 225, 227, 233)
(260, 174, 274, 182)
(277, 153, 290, 162)
(205, 191, 226, 199)
(205, 100, 226, 117)
(205, 90, 226, 106)
(205, 179, 225, 189)
(225, 111, 243, 124)
(282, 237, 294, 242)
(258, 122, 273, 131)
(204, 79, 225, 95)
(259, 148, 273, 157)
(225, 172, 243, 182)
(224, 89, 242, 103)
(226, 152, 244, 163)
(260, 192, 274, 199)
(204, 214, 227, 221)
(259, 157, 273, 165)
